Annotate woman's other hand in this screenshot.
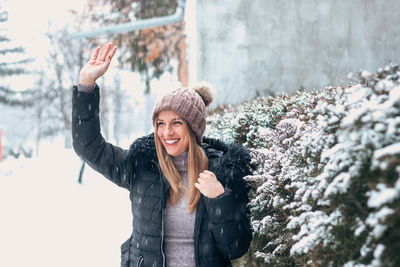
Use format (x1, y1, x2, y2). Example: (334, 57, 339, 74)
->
(195, 170, 225, 198)
(79, 42, 118, 86)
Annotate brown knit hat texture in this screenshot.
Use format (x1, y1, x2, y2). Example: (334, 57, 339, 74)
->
(152, 81, 215, 144)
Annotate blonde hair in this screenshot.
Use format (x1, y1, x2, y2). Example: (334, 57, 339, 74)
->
(154, 118, 208, 212)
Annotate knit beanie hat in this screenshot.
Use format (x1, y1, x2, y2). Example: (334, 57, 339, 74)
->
(152, 82, 215, 144)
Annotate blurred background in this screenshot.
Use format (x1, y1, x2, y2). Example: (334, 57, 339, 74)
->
(0, 0, 399, 266)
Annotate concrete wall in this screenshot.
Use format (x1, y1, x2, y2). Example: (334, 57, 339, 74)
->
(195, 0, 400, 105)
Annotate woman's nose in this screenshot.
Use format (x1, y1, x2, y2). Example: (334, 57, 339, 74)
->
(164, 125, 173, 136)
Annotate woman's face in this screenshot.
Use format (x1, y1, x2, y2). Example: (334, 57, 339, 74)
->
(156, 110, 190, 157)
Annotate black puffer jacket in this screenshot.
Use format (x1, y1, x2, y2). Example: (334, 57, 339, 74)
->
(72, 86, 253, 267)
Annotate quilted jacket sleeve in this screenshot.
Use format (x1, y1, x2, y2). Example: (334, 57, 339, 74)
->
(72, 85, 132, 190)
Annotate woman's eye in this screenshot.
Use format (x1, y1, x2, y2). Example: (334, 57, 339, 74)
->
(157, 122, 164, 126)
(173, 121, 182, 125)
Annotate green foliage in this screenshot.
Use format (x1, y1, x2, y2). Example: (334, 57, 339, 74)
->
(206, 64, 400, 266)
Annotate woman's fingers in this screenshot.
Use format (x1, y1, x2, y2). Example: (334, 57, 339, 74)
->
(99, 43, 112, 61)
(89, 43, 117, 64)
(91, 46, 100, 61)
(196, 171, 224, 198)
(79, 42, 117, 85)
(199, 170, 214, 180)
(106, 45, 118, 63)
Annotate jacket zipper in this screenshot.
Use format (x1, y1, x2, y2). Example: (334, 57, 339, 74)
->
(154, 160, 166, 267)
(161, 210, 166, 267)
(137, 255, 144, 267)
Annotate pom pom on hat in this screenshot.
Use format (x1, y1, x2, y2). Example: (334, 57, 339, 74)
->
(192, 81, 215, 107)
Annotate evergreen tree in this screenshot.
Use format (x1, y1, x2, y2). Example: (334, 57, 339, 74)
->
(0, 3, 33, 107)
(206, 64, 400, 267)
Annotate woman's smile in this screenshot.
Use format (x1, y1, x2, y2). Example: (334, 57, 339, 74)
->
(165, 138, 179, 144)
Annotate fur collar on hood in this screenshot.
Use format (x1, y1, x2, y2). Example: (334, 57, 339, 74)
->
(127, 133, 253, 193)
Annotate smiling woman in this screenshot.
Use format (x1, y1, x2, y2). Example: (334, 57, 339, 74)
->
(72, 42, 253, 267)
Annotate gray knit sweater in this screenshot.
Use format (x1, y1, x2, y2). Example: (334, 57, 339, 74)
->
(165, 151, 196, 267)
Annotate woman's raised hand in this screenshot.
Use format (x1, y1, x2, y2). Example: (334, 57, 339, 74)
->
(79, 42, 118, 86)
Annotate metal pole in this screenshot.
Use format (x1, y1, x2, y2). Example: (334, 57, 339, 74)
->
(70, 0, 186, 39)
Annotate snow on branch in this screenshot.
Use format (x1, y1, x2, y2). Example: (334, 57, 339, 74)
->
(207, 63, 400, 266)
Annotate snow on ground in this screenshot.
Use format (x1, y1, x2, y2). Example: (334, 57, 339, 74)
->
(0, 140, 131, 267)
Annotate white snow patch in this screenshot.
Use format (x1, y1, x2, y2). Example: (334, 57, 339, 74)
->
(0, 142, 131, 267)
(367, 183, 398, 208)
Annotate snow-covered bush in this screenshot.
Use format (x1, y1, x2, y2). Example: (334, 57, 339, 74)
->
(206, 64, 400, 266)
